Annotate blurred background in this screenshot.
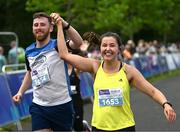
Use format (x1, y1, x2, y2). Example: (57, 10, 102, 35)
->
(0, 0, 180, 54)
(0, 0, 180, 131)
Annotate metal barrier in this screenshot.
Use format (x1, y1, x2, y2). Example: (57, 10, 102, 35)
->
(1, 53, 180, 129)
(0, 64, 30, 130)
(2, 64, 26, 74)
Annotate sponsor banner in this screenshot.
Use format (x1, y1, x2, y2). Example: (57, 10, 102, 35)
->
(133, 57, 153, 77)
(157, 55, 169, 73)
(4, 72, 33, 120)
(148, 55, 162, 76)
(164, 54, 177, 70)
(171, 53, 180, 68)
(0, 75, 18, 126)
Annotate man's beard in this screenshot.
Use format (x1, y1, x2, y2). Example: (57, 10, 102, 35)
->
(33, 31, 49, 42)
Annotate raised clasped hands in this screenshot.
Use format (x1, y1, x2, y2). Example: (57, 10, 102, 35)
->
(50, 13, 62, 25)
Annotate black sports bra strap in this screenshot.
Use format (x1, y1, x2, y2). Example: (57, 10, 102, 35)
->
(119, 61, 123, 71)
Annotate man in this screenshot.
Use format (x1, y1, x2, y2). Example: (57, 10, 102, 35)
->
(12, 12, 83, 131)
(8, 40, 25, 64)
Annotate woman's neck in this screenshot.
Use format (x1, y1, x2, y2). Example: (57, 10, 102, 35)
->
(103, 60, 121, 74)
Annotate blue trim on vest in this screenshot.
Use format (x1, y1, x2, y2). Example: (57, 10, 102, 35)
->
(64, 62, 72, 97)
(25, 39, 57, 57)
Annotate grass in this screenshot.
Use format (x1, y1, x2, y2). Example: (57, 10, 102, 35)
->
(0, 117, 31, 131)
(147, 69, 180, 82)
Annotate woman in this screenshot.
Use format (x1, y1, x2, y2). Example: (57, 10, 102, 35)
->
(51, 13, 176, 131)
(68, 63, 84, 131)
(67, 48, 89, 131)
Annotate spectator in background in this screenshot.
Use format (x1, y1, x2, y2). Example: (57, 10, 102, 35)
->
(68, 48, 91, 131)
(167, 43, 179, 53)
(82, 32, 101, 60)
(8, 40, 25, 64)
(145, 41, 157, 56)
(135, 39, 147, 57)
(127, 40, 136, 56)
(123, 44, 132, 61)
(152, 40, 161, 54)
(0, 46, 7, 72)
(68, 62, 84, 131)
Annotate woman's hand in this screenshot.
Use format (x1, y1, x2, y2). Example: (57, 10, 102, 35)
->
(164, 104, 176, 122)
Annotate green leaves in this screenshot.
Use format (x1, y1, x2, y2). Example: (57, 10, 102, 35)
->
(24, 0, 180, 41)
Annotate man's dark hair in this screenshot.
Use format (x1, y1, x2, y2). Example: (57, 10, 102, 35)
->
(33, 12, 52, 24)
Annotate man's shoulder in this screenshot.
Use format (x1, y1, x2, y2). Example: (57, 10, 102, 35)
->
(25, 42, 35, 51)
(50, 39, 57, 45)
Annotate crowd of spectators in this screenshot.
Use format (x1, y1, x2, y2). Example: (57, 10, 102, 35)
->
(82, 34, 180, 63)
(122, 39, 180, 61)
(0, 38, 179, 73)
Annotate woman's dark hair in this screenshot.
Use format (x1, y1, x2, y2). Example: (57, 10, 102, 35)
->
(100, 32, 124, 54)
(82, 31, 124, 54)
(33, 12, 52, 25)
(100, 32, 122, 48)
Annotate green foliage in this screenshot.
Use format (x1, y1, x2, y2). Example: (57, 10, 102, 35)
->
(0, 0, 179, 47)
(0, 0, 34, 50)
(26, 0, 68, 15)
(25, 0, 180, 41)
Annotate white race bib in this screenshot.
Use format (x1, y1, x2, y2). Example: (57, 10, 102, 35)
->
(31, 66, 50, 88)
(70, 85, 77, 94)
(98, 88, 123, 107)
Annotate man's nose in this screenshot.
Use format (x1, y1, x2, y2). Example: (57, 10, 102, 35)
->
(106, 46, 110, 50)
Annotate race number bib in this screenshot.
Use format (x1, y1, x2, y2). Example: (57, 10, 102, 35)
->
(70, 85, 77, 94)
(98, 88, 123, 107)
(31, 67, 50, 88)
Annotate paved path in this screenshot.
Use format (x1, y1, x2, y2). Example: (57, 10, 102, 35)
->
(21, 75, 180, 131)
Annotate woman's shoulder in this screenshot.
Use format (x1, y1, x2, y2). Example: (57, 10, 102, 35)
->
(91, 59, 101, 74)
(123, 63, 137, 71)
(123, 63, 139, 78)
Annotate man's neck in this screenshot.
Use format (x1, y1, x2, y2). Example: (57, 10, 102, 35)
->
(36, 38, 50, 48)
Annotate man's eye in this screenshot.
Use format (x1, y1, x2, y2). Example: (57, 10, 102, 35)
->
(102, 44, 107, 47)
(34, 23, 38, 27)
(40, 23, 46, 26)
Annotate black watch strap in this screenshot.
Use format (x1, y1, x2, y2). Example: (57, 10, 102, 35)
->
(162, 101, 172, 108)
(63, 23, 70, 30)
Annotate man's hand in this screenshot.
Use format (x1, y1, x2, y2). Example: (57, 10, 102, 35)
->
(50, 13, 62, 25)
(12, 93, 22, 103)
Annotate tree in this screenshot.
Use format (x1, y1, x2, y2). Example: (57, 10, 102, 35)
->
(0, 0, 33, 51)
(25, 0, 180, 42)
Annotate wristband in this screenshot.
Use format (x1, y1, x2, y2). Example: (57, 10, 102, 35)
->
(63, 23, 70, 30)
(162, 101, 172, 108)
